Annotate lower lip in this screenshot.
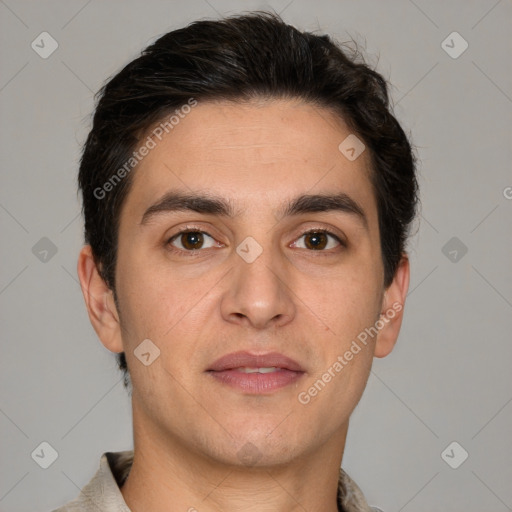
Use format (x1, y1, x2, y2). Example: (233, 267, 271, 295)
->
(208, 369, 304, 393)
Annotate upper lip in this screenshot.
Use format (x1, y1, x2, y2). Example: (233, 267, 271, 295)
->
(207, 351, 304, 372)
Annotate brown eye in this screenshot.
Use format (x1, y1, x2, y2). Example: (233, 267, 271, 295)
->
(293, 230, 342, 251)
(180, 232, 204, 250)
(169, 231, 216, 251)
(306, 232, 329, 250)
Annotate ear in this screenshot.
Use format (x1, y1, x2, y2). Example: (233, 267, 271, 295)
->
(374, 254, 410, 358)
(77, 245, 123, 354)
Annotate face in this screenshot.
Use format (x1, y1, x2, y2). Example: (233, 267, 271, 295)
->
(82, 98, 408, 468)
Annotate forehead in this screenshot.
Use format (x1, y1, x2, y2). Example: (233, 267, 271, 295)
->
(123, 98, 377, 223)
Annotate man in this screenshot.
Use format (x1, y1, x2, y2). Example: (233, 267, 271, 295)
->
(58, 11, 418, 512)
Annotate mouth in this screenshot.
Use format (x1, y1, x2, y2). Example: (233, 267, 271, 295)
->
(206, 351, 306, 394)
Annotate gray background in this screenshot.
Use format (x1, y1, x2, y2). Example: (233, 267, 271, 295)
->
(1, 0, 511, 511)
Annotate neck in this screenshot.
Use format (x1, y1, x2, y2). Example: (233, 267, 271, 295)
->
(121, 404, 348, 512)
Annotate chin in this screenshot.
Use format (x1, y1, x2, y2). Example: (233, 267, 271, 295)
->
(212, 440, 301, 470)
(226, 423, 304, 466)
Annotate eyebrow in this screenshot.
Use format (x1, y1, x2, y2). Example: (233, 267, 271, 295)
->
(140, 190, 368, 229)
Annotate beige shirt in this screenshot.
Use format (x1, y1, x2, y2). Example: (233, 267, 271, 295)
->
(53, 451, 380, 512)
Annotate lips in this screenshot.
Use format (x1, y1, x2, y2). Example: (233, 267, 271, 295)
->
(207, 351, 304, 373)
(207, 351, 305, 393)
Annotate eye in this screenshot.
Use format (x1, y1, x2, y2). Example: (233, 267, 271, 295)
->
(292, 229, 343, 251)
(168, 230, 218, 251)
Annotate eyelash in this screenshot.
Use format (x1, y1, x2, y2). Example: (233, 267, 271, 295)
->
(165, 227, 345, 257)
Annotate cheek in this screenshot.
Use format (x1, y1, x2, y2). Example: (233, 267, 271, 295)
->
(115, 240, 180, 332)
(115, 259, 217, 385)
(307, 266, 382, 337)
(118, 279, 192, 344)
(295, 339, 373, 441)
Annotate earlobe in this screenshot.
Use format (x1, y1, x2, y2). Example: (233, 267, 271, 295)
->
(374, 255, 410, 358)
(77, 245, 124, 354)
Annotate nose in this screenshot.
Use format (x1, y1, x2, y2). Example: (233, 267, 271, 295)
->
(220, 242, 296, 330)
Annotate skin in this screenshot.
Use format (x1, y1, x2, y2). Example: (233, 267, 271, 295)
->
(78, 98, 409, 512)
